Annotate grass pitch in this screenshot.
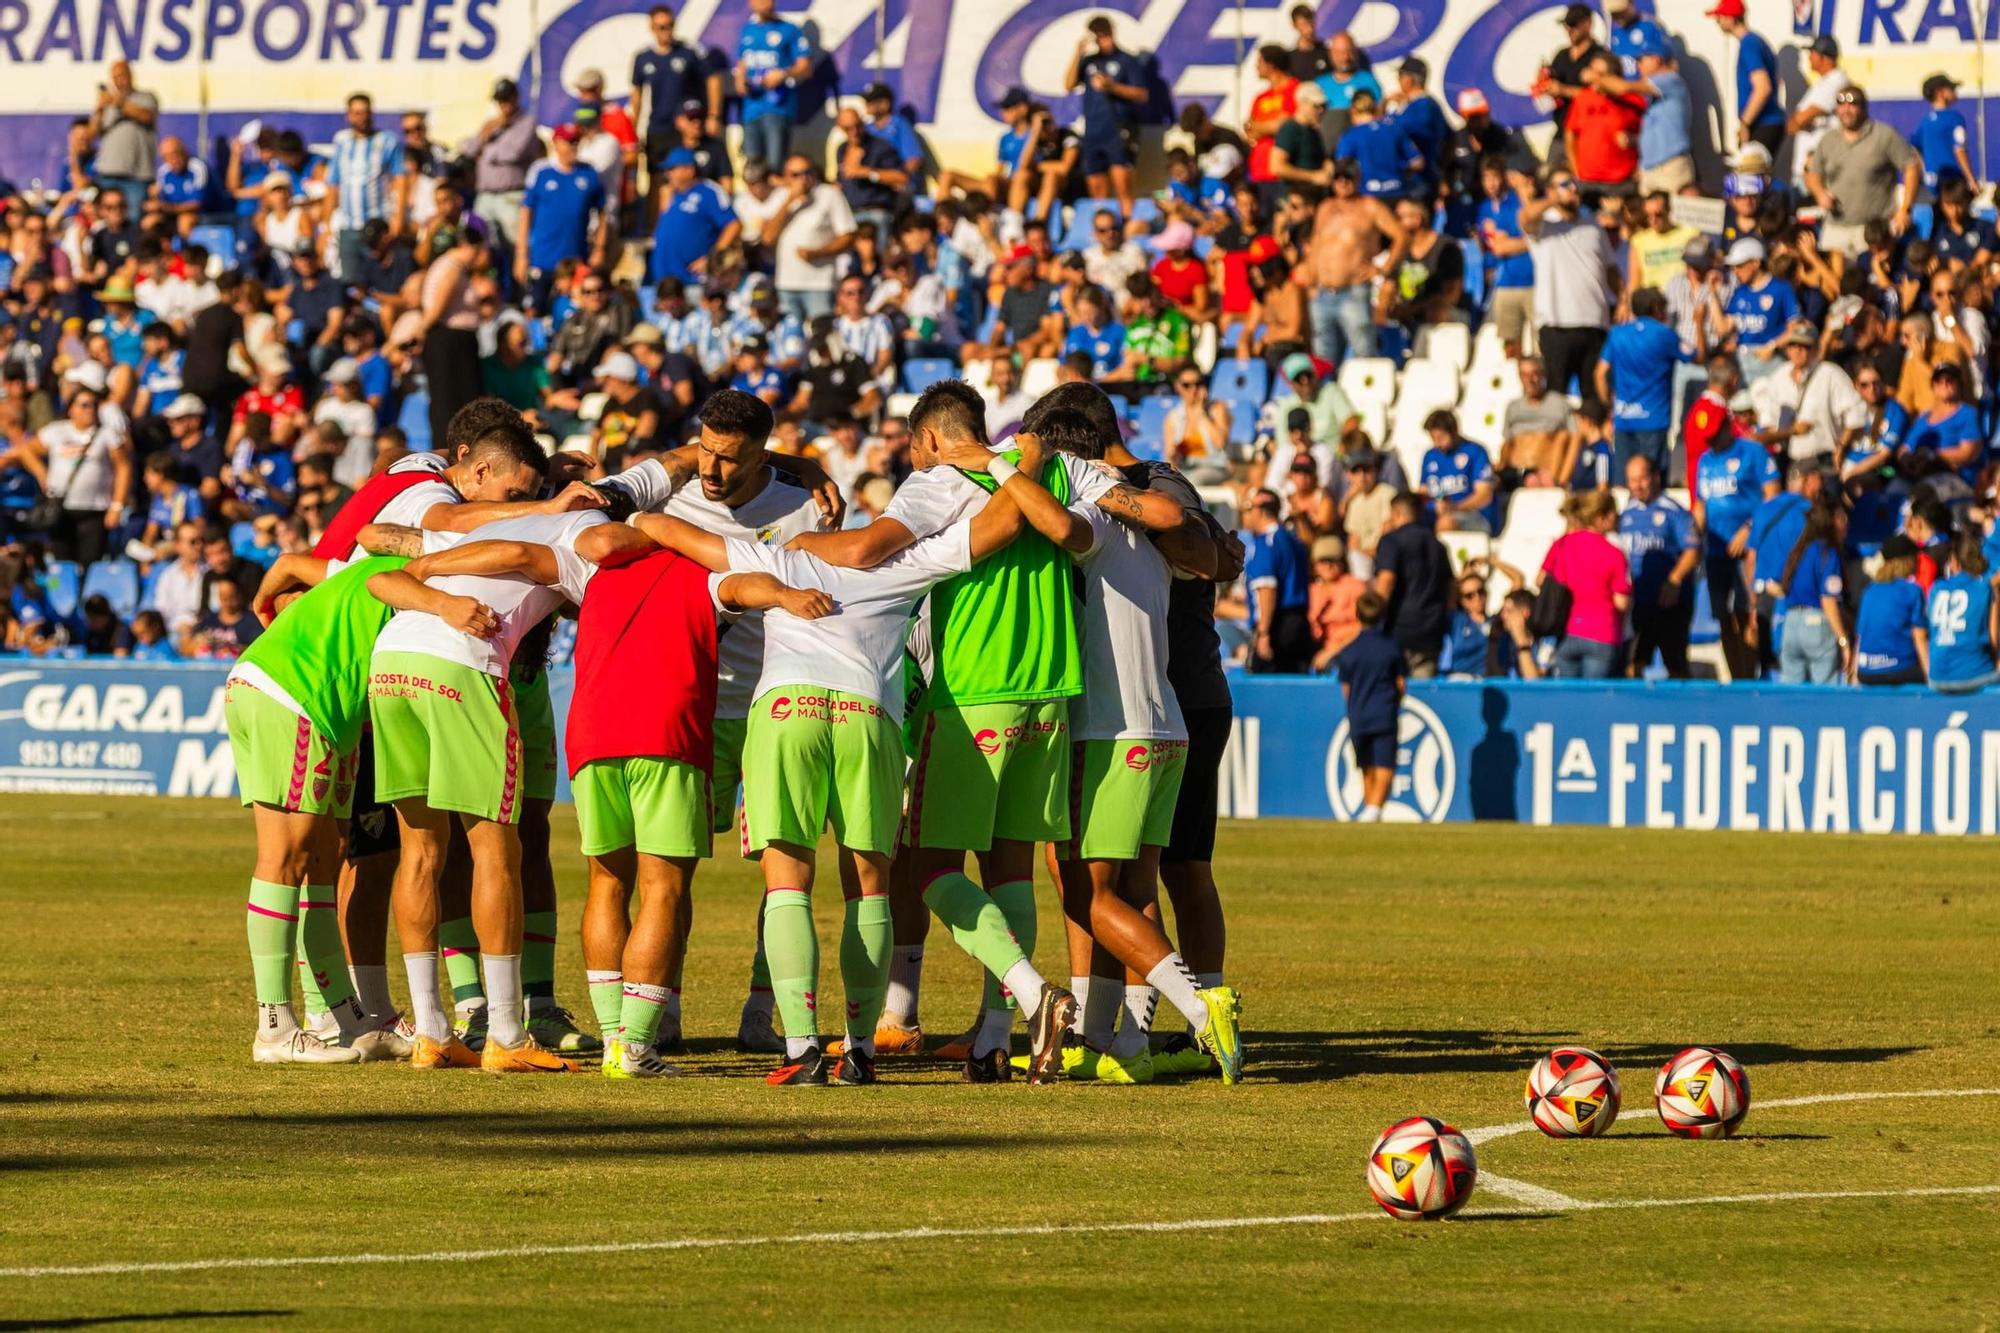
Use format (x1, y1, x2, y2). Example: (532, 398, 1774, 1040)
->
(3, 795, 1998, 1329)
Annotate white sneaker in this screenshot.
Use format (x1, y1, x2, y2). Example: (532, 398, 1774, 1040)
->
(615, 1044, 681, 1078)
(306, 1010, 339, 1041)
(369, 1015, 416, 1060)
(253, 1028, 363, 1065)
(346, 1028, 401, 1062)
(735, 1006, 784, 1054)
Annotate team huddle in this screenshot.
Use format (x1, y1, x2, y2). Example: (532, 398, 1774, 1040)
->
(225, 382, 1245, 1087)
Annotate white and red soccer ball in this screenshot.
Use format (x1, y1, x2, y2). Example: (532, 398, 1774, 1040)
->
(1654, 1046, 1751, 1139)
(1524, 1046, 1622, 1138)
(1365, 1116, 1478, 1220)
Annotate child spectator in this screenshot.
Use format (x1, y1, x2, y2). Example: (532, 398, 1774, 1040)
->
(183, 577, 262, 660)
(1488, 589, 1545, 679)
(1854, 535, 1929, 686)
(730, 335, 783, 406)
(78, 593, 133, 656)
(1330, 590, 1407, 823)
(129, 609, 179, 661)
(138, 449, 204, 558)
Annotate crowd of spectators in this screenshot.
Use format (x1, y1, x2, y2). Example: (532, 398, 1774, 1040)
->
(3, 1, 1999, 694)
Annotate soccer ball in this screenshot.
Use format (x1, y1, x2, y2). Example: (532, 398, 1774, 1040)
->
(1366, 1116, 1478, 1220)
(1524, 1046, 1622, 1138)
(1654, 1046, 1751, 1139)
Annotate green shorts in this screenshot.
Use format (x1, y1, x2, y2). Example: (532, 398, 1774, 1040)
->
(225, 679, 357, 818)
(573, 756, 712, 859)
(514, 669, 558, 803)
(710, 715, 748, 834)
(367, 651, 523, 824)
(742, 686, 903, 855)
(1070, 737, 1189, 861)
(906, 699, 1070, 851)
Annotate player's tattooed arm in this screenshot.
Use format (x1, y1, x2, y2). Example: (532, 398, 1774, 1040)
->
(716, 572, 836, 620)
(1094, 482, 1185, 532)
(251, 554, 330, 624)
(355, 523, 426, 557)
(365, 570, 500, 639)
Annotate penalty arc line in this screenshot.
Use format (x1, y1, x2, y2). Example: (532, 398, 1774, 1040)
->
(7, 1087, 1999, 1281)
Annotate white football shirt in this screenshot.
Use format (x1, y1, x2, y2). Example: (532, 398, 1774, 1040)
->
(1068, 505, 1186, 743)
(881, 453, 1120, 543)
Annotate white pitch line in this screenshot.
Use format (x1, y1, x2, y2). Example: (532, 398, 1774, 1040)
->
(1465, 1086, 2000, 1145)
(9, 1087, 1999, 1281)
(1479, 1173, 1587, 1210)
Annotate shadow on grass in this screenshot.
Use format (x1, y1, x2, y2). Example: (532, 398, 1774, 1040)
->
(1243, 1031, 1923, 1085)
(0, 1314, 292, 1331)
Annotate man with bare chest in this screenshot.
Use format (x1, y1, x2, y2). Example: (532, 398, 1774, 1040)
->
(1307, 162, 1407, 364)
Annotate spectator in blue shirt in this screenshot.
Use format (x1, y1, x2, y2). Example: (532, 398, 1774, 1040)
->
(1476, 159, 1535, 358)
(1595, 287, 1687, 473)
(730, 335, 785, 407)
(1599, 41, 1694, 194)
(1335, 92, 1420, 199)
(1693, 421, 1782, 679)
(129, 609, 180, 661)
(1903, 361, 1985, 484)
(648, 150, 739, 285)
(94, 280, 154, 368)
(1064, 16, 1149, 217)
(1747, 461, 1823, 610)
(1855, 536, 1929, 686)
(1916, 75, 1978, 195)
(735, 0, 814, 171)
(861, 82, 924, 195)
(1929, 177, 1995, 271)
(1721, 237, 1797, 383)
(154, 136, 210, 240)
(517, 126, 608, 315)
(632, 5, 722, 191)
(1388, 58, 1448, 193)
(1316, 31, 1383, 120)
(1606, 0, 1671, 76)
(1927, 530, 1998, 690)
(1418, 410, 1498, 534)
(1775, 501, 1849, 684)
(1439, 570, 1494, 679)
(1711, 0, 1784, 158)
(1330, 591, 1407, 822)
(1568, 399, 1615, 492)
(139, 449, 204, 554)
(1619, 456, 1700, 676)
(1061, 287, 1126, 380)
(1242, 487, 1315, 673)
(1842, 365, 1908, 484)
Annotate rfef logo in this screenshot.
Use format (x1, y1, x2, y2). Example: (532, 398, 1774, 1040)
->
(1325, 698, 1456, 823)
(770, 696, 793, 721)
(973, 728, 1001, 756)
(1124, 744, 1150, 773)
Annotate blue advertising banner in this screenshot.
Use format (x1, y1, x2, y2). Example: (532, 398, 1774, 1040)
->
(6, 660, 2000, 837)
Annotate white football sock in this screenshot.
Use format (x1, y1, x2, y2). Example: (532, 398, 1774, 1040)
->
(665, 986, 683, 1027)
(256, 1001, 300, 1040)
(403, 952, 448, 1042)
(785, 1034, 819, 1061)
(482, 954, 525, 1047)
(1110, 985, 1157, 1058)
(349, 964, 395, 1021)
(1000, 959, 1046, 1018)
(1069, 975, 1090, 1035)
(1146, 952, 1208, 1029)
(1358, 805, 1383, 823)
(885, 945, 924, 1025)
(1082, 974, 1122, 1050)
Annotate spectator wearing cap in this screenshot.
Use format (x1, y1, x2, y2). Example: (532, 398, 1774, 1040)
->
(1150, 219, 1212, 321)
(573, 67, 639, 172)
(313, 358, 377, 484)
(92, 278, 153, 371)
(1917, 74, 1979, 197)
(762, 154, 856, 322)
(730, 334, 784, 406)
(1597, 39, 1695, 197)
(734, 0, 815, 172)
(593, 351, 670, 460)
(1750, 318, 1867, 466)
(161, 392, 221, 492)
(1708, 0, 1784, 158)
(92, 60, 159, 219)
(327, 93, 402, 284)
(1663, 233, 1726, 350)
(1604, 0, 1670, 77)
(1715, 236, 1797, 383)
(1065, 15, 1148, 216)
(1475, 157, 1536, 359)
(647, 148, 738, 287)
(518, 125, 609, 314)
(1523, 169, 1619, 396)
(1568, 52, 1645, 196)
(1268, 351, 1359, 448)
(938, 85, 1035, 206)
(1618, 454, 1699, 677)
(1787, 36, 1850, 194)
(1334, 91, 1420, 200)
(834, 103, 908, 240)
(1240, 486, 1316, 673)
(668, 97, 733, 192)
(1542, 6, 1609, 172)
(1444, 91, 1530, 221)
(632, 5, 723, 200)
(1805, 86, 1918, 256)
(1386, 58, 1448, 194)
(625, 321, 701, 424)
(462, 77, 546, 255)
(724, 278, 807, 374)
(863, 81, 925, 191)
(1596, 287, 1690, 475)
(1853, 535, 1930, 685)
(1307, 535, 1368, 669)
(1266, 81, 1332, 211)
(252, 175, 313, 284)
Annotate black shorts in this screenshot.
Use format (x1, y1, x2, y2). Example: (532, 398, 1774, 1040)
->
(1080, 130, 1134, 175)
(345, 726, 399, 860)
(645, 128, 677, 172)
(1351, 730, 1397, 770)
(1164, 701, 1233, 866)
(1704, 552, 1749, 618)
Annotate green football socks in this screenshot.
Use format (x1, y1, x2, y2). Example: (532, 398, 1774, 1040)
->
(762, 889, 819, 1045)
(245, 878, 299, 1006)
(438, 916, 485, 1006)
(295, 885, 356, 1012)
(841, 894, 893, 1043)
(984, 879, 1038, 1012)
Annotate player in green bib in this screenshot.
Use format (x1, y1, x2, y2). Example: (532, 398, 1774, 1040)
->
(228, 551, 500, 1065)
(792, 381, 1188, 1078)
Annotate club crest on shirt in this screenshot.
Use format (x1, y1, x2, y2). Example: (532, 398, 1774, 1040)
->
(757, 525, 782, 544)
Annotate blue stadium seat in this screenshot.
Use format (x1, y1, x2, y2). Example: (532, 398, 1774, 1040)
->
(1911, 202, 1935, 241)
(1210, 360, 1268, 403)
(43, 560, 80, 619)
(138, 560, 168, 613)
(1129, 197, 1162, 229)
(187, 223, 242, 271)
(1460, 238, 1486, 311)
(902, 358, 956, 394)
(284, 318, 306, 345)
(82, 559, 141, 619)
(397, 392, 433, 452)
(229, 520, 258, 553)
(1133, 394, 1172, 452)
(1062, 198, 1121, 250)
(528, 319, 552, 354)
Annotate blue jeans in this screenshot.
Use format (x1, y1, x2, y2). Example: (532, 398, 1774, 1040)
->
(1554, 637, 1620, 679)
(781, 287, 833, 322)
(743, 112, 791, 170)
(1778, 606, 1840, 684)
(1614, 428, 1669, 476)
(1311, 282, 1375, 364)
